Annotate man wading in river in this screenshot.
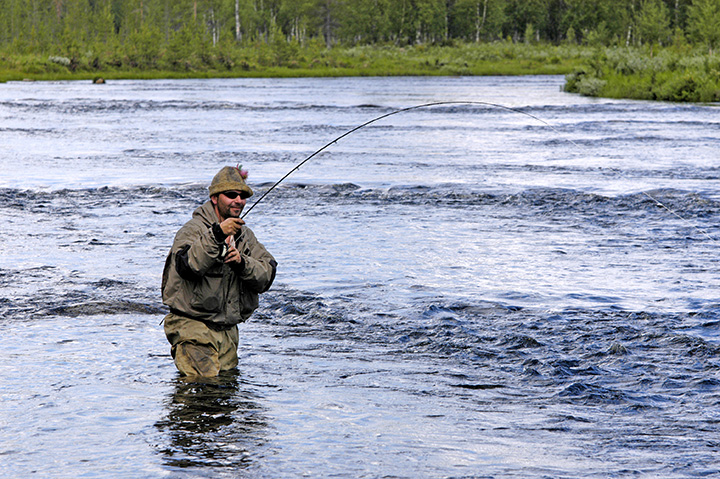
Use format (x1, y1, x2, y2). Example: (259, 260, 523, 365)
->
(161, 166, 277, 377)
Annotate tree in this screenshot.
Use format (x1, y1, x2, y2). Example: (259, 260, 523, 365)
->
(452, 0, 501, 42)
(415, 0, 447, 43)
(314, 0, 339, 47)
(635, 0, 671, 45)
(545, 0, 567, 43)
(561, 0, 631, 45)
(388, 0, 414, 44)
(666, 0, 694, 31)
(278, 0, 316, 43)
(687, 0, 720, 52)
(336, 0, 391, 44)
(501, 0, 548, 42)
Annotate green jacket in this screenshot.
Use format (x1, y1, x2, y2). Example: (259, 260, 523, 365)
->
(162, 200, 277, 327)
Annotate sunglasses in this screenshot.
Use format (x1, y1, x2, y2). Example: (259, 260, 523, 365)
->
(221, 191, 245, 200)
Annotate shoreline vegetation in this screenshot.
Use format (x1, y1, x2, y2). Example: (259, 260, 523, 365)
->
(3, 43, 718, 104)
(564, 45, 720, 103)
(1, 0, 719, 102)
(1, 42, 589, 82)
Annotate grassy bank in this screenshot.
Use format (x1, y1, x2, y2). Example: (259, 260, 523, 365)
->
(0, 42, 590, 83)
(6, 42, 717, 104)
(564, 46, 720, 103)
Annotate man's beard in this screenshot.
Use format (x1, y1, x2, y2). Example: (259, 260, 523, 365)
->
(219, 202, 242, 220)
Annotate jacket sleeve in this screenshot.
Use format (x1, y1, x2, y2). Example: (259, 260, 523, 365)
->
(237, 228, 277, 293)
(173, 222, 224, 279)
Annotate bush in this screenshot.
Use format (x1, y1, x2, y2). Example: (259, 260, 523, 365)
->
(579, 77, 607, 96)
(565, 45, 720, 102)
(653, 72, 720, 102)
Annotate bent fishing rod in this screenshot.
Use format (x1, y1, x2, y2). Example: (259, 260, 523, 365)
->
(241, 100, 559, 219)
(240, 101, 715, 242)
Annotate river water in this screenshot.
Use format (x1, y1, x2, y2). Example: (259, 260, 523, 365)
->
(0, 76, 718, 478)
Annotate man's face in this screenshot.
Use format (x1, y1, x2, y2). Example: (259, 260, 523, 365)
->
(213, 191, 246, 221)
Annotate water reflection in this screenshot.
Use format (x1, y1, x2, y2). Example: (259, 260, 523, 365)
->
(155, 371, 268, 469)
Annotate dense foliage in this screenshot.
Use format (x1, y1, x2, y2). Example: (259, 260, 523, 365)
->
(1, 1, 719, 59)
(0, 0, 718, 101)
(564, 46, 720, 101)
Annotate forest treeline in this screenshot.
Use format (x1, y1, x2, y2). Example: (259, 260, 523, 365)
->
(2, 0, 719, 60)
(0, 0, 719, 101)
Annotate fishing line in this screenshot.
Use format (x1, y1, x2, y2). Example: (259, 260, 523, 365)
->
(241, 101, 562, 218)
(240, 101, 715, 242)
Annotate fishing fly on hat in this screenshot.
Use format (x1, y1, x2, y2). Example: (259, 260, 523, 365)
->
(209, 165, 253, 198)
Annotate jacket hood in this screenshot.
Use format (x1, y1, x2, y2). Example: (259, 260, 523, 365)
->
(192, 200, 219, 226)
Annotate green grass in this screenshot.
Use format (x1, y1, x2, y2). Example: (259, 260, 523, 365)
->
(0, 42, 590, 83)
(10, 42, 715, 103)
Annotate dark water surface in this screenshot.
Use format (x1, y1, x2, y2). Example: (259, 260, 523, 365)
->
(1, 76, 719, 478)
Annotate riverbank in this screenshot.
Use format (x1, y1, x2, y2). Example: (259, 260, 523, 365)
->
(564, 46, 720, 103)
(0, 43, 588, 83)
(4, 43, 718, 104)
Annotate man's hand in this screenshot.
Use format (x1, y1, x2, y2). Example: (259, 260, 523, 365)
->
(223, 244, 243, 265)
(220, 217, 245, 236)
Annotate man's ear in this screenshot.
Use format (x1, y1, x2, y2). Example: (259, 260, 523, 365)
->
(210, 194, 218, 206)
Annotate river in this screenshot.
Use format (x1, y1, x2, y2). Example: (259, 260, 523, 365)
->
(0, 76, 718, 478)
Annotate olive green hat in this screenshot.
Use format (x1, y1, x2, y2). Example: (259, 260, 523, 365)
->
(208, 165, 253, 198)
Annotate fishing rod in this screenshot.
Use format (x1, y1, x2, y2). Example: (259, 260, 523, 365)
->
(241, 100, 564, 219)
(240, 101, 716, 242)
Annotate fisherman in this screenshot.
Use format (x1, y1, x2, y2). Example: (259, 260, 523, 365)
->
(161, 165, 277, 377)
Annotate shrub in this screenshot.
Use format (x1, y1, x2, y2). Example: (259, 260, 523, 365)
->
(566, 45, 720, 101)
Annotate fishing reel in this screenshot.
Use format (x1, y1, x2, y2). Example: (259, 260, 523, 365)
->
(219, 234, 238, 260)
